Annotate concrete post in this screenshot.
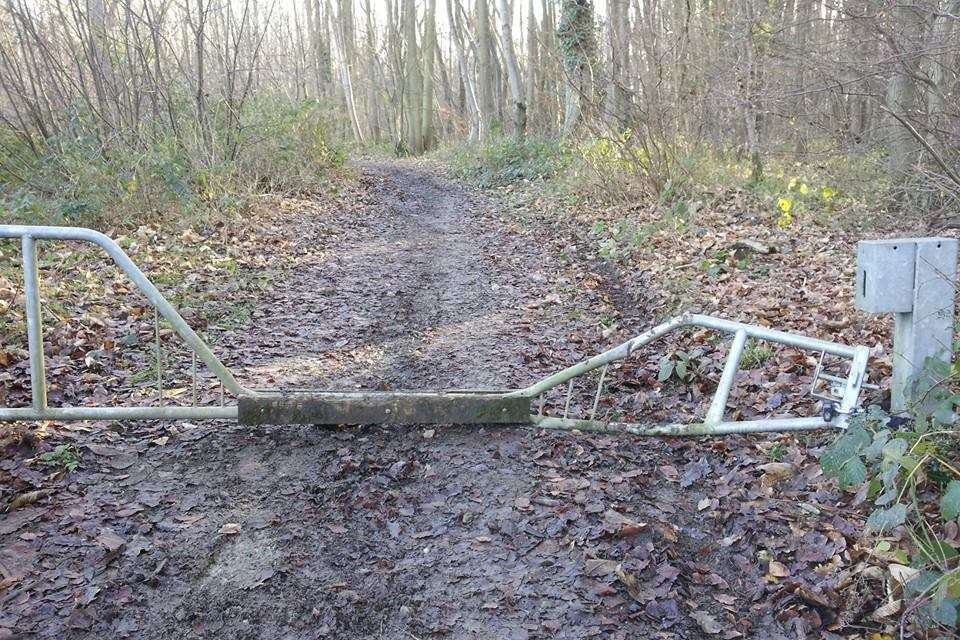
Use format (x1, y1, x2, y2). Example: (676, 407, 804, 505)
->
(855, 238, 958, 413)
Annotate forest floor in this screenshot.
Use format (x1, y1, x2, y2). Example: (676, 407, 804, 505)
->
(0, 161, 933, 639)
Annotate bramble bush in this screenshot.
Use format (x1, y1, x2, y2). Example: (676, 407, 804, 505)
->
(821, 357, 960, 632)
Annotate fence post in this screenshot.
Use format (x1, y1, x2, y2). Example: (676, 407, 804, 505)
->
(856, 237, 958, 413)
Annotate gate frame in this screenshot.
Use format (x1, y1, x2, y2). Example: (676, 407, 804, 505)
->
(0, 225, 871, 434)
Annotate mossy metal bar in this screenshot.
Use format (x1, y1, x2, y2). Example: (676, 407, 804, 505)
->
(238, 392, 531, 426)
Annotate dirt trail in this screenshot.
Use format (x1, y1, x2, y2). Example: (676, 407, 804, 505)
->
(3, 163, 812, 640)
(230, 162, 541, 392)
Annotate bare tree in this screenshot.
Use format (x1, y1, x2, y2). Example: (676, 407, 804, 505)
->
(496, 0, 525, 137)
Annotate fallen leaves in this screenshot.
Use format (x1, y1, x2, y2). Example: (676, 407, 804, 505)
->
(615, 564, 642, 601)
(96, 528, 125, 554)
(0, 165, 926, 638)
(767, 560, 791, 578)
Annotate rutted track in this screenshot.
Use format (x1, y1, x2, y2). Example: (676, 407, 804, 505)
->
(3, 162, 833, 640)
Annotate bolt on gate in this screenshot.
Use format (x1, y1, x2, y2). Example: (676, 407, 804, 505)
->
(0, 225, 873, 435)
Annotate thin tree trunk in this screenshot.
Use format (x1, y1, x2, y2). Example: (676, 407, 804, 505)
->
(402, 0, 422, 153)
(420, 0, 436, 150)
(333, 0, 365, 145)
(476, 0, 494, 136)
(496, 0, 525, 137)
(446, 0, 480, 140)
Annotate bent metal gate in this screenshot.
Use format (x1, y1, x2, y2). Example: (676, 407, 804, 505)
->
(0, 225, 872, 436)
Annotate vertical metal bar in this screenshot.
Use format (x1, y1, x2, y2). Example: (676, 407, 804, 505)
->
(562, 379, 574, 419)
(589, 365, 608, 421)
(705, 329, 748, 426)
(155, 307, 163, 405)
(191, 350, 198, 406)
(21, 236, 47, 412)
(809, 351, 826, 397)
(839, 346, 871, 418)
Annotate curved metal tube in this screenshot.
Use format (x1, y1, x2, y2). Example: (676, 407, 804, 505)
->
(0, 224, 257, 399)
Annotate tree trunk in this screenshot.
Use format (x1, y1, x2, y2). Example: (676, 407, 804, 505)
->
(476, 0, 494, 136)
(402, 0, 422, 153)
(558, 0, 595, 136)
(524, 0, 537, 128)
(333, 0, 365, 145)
(446, 0, 481, 140)
(884, 2, 923, 180)
(496, 0, 525, 137)
(420, 0, 437, 150)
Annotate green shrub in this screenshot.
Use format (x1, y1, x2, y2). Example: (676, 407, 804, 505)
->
(820, 358, 960, 632)
(0, 98, 345, 228)
(443, 135, 570, 188)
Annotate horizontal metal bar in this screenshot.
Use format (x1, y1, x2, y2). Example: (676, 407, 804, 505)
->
(0, 406, 238, 421)
(819, 370, 879, 390)
(0, 225, 256, 398)
(688, 314, 859, 358)
(532, 415, 832, 436)
(239, 392, 532, 426)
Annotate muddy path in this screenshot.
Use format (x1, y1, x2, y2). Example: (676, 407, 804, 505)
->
(1, 163, 842, 640)
(229, 162, 541, 392)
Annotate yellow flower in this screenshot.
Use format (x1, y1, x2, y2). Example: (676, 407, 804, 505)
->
(787, 177, 797, 190)
(777, 211, 793, 228)
(821, 185, 836, 201)
(799, 183, 810, 195)
(777, 197, 792, 214)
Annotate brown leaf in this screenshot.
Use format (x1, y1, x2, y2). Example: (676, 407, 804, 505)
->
(691, 610, 723, 635)
(603, 509, 647, 537)
(756, 462, 795, 478)
(871, 599, 902, 620)
(6, 489, 53, 511)
(583, 558, 620, 577)
(767, 560, 791, 578)
(615, 564, 642, 601)
(656, 520, 680, 542)
(96, 528, 126, 553)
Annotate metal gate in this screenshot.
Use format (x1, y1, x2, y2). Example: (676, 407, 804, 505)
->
(0, 225, 872, 435)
